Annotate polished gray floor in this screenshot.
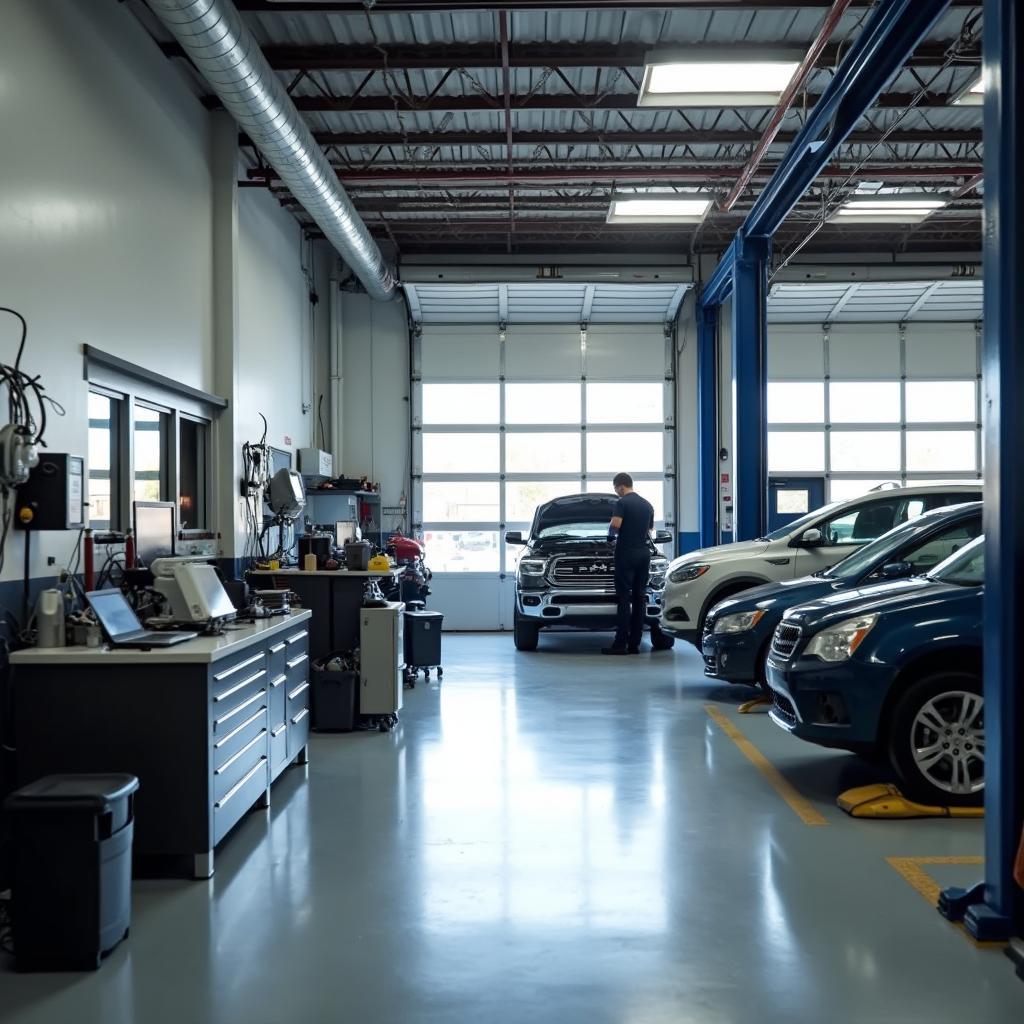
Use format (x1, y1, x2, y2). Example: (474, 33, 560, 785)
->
(2, 634, 1021, 1023)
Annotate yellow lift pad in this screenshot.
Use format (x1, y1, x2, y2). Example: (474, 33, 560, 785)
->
(837, 783, 984, 819)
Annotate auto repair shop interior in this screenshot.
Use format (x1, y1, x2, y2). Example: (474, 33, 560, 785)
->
(0, 0, 1022, 1021)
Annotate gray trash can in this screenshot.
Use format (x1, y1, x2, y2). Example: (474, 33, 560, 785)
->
(4, 773, 138, 970)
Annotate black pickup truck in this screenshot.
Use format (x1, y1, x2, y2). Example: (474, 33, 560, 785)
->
(505, 493, 674, 651)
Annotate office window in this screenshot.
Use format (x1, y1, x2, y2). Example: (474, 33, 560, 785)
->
(178, 416, 209, 530)
(133, 402, 171, 503)
(88, 390, 121, 530)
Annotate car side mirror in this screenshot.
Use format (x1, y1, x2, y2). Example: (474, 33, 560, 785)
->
(505, 531, 526, 545)
(881, 560, 912, 579)
(799, 528, 824, 547)
(653, 530, 673, 546)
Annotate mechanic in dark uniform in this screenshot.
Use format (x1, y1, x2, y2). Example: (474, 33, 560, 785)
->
(603, 472, 654, 655)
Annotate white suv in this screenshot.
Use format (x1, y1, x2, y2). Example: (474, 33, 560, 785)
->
(661, 484, 982, 648)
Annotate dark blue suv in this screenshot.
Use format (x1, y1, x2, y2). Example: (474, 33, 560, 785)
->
(702, 503, 981, 688)
(764, 536, 984, 807)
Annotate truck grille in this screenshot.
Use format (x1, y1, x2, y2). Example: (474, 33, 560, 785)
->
(548, 557, 616, 590)
(771, 623, 802, 661)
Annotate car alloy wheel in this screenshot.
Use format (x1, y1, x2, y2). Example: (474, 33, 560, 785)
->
(909, 689, 985, 798)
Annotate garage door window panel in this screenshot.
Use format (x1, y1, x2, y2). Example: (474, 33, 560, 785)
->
(829, 382, 900, 424)
(506, 432, 582, 474)
(505, 383, 581, 424)
(585, 431, 664, 474)
(905, 430, 977, 473)
(505, 480, 582, 523)
(586, 383, 663, 424)
(423, 530, 500, 573)
(905, 381, 977, 424)
(767, 431, 825, 473)
(767, 382, 824, 424)
(423, 433, 500, 474)
(422, 383, 501, 425)
(423, 482, 501, 522)
(830, 431, 901, 473)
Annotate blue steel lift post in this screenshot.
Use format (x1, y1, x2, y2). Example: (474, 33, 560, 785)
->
(697, 301, 719, 549)
(696, 0, 954, 540)
(938, 0, 1024, 953)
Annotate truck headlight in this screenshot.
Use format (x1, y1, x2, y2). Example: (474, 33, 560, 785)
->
(805, 614, 878, 663)
(518, 558, 547, 577)
(713, 609, 766, 635)
(669, 562, 710, 584)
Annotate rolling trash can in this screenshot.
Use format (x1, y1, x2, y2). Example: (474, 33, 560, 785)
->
(403, 607, 444, 684)
(4, 773, 139, 970)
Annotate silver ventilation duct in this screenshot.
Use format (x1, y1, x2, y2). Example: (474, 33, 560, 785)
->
(149, 0, 396, 302)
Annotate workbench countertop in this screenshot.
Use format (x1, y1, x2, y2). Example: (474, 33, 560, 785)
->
(10, 609, 313, 666)
(248, 568, 399, 577)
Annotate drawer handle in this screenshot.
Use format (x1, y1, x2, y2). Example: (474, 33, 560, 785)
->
(270, 673, 287, 689)
(214, 759, 267, 809)
(286, 630, 308, 645)
(214, 707, 267, 749)
(271, 724, 287, 738)
(214, 731, 267, 775)
(212, 652, 264, 683)
(215, 689, 267, 728)
(269, 642, 286, 654)
(286, 653, 308, 671)
(287, 680, 310, 701)
(214, 668, 266, 703)
(291, 708, 310, 726)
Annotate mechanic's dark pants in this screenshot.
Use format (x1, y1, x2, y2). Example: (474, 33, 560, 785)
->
(613, 547, 650, 648)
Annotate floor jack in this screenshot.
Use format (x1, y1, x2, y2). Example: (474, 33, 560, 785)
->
(837, 783, 984, 819)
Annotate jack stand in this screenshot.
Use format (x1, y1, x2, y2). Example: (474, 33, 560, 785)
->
(737, 694, 772, 714)
(837, 783, 984, 820)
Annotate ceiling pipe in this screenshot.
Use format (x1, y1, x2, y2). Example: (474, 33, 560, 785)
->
(720, 0, 855, 211)
(148, 0, 396, 302)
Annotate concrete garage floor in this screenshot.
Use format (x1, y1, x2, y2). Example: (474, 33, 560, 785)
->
(2, 634, 1021, 1023)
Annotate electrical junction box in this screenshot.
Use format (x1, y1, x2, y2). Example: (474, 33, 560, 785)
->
(16, 454, 85, 531)
(298, 448, 333, 481)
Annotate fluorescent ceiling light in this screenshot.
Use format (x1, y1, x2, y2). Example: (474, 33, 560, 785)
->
(607, 194, 713, 224)
(953, 74, 983, 105)
(831, 194, 947, 224)
(639, 54, 800, 106)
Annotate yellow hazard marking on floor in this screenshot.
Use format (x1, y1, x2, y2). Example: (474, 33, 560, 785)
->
(704, 704, 828, 827)
(886, 856, 1004, 950)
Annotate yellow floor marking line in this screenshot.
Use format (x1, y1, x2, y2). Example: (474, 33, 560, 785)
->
(886, 856, 1004, 950)
(704, 704, 828, 827)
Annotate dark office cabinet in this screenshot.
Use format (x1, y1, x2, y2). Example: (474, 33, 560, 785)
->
(5, 773, 138, 970)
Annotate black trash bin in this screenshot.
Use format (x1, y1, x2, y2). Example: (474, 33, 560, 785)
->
(311, 668, 358, 731)
(4, 773, 139, 971)
(404, 608, 444, 681)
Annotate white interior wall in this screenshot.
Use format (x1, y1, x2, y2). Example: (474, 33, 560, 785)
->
(339, 291, 411, 510)
(0, 0, 331, 579)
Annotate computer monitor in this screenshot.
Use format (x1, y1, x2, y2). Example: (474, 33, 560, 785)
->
(134, 501, 176, 568)
(336, 521, 359, 546)
(270, 447, 292, 477)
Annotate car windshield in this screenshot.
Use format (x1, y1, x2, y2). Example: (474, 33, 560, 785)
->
(760, 500, 845, 542)
(825, 509, 959, 581)
(536, 522, 609, 540)
(929, 536, 985, 586)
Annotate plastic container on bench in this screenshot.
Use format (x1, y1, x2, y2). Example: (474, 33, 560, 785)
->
(4, 773, 139, 971)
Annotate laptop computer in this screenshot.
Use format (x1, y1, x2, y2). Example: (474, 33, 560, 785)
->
(87, 589, 199, 649)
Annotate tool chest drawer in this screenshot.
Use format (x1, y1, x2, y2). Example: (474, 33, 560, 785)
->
(287, 705, 310, 761)
(213, 757, 269, 845)
(212, 700, 269, 772)
(213, 723, 269, 803)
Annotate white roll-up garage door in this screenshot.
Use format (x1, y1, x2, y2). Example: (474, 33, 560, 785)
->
(408, 281, 684, 631)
